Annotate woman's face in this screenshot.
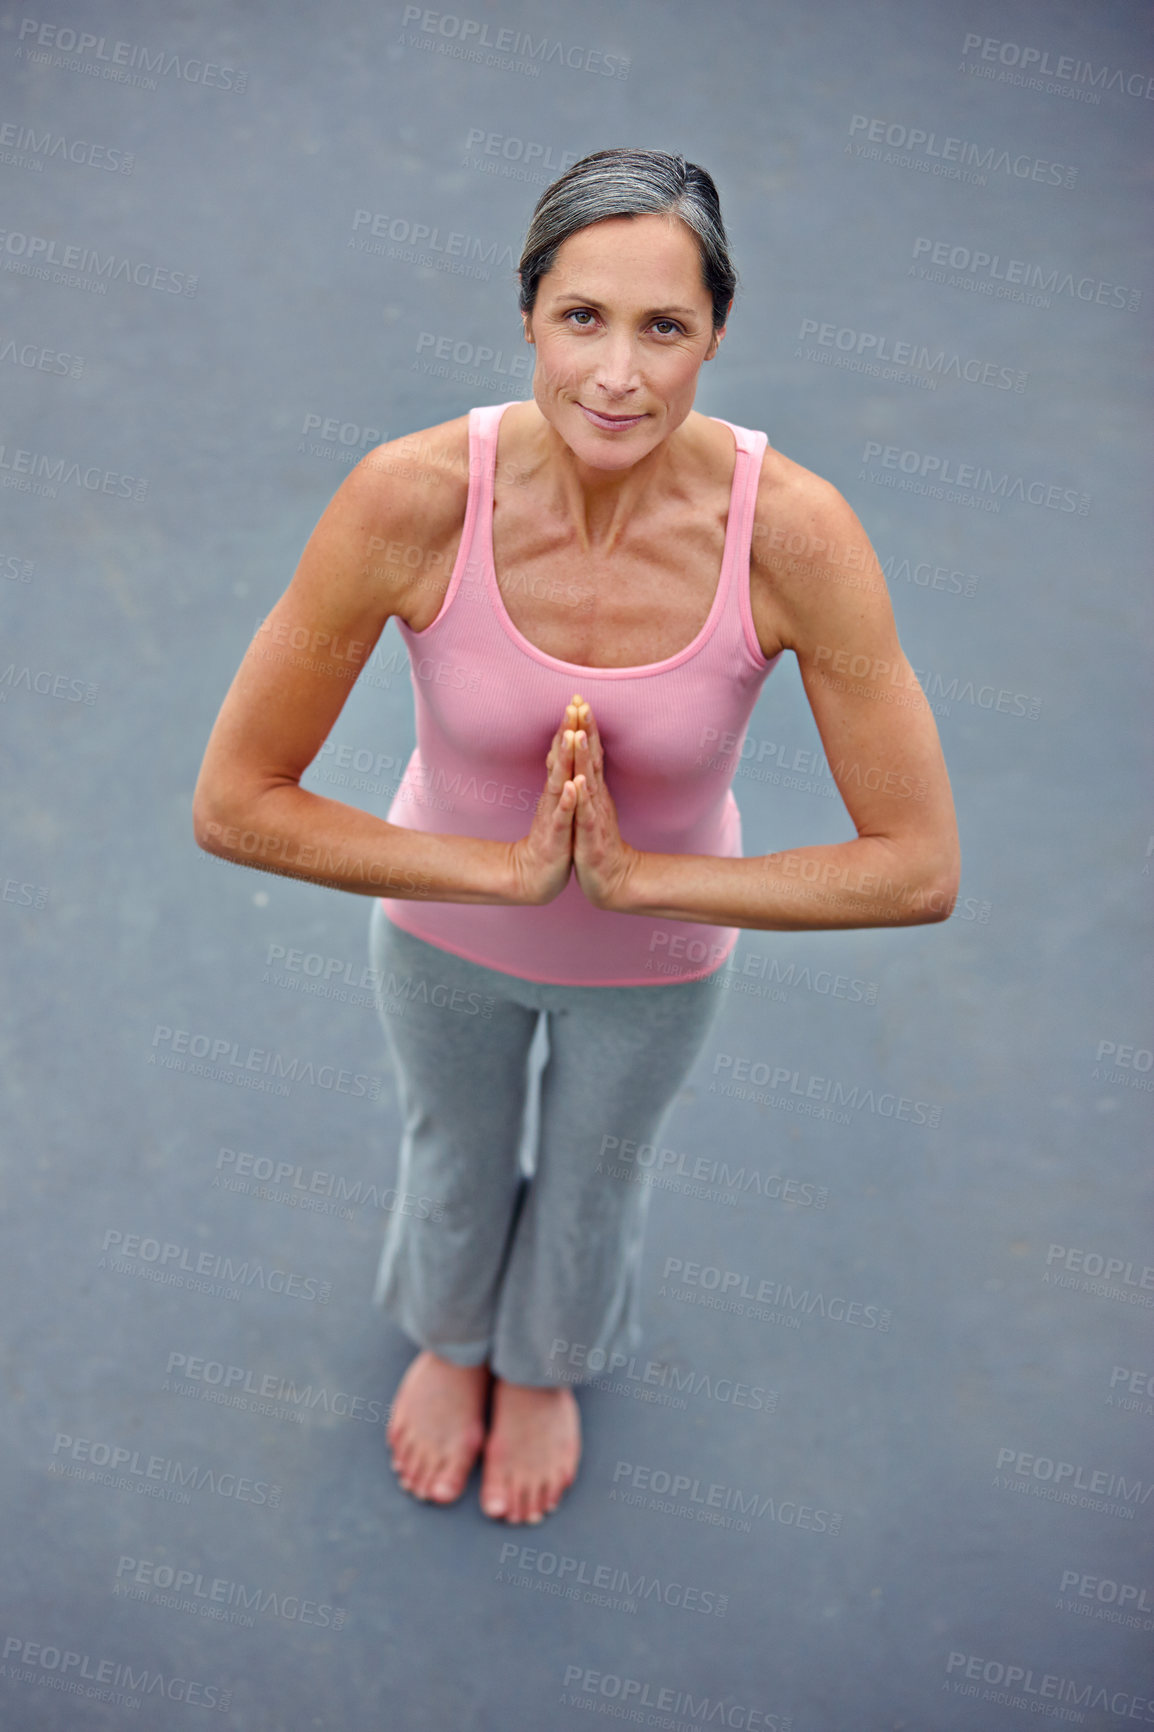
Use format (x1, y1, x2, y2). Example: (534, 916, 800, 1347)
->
(521, 212, 727, 469)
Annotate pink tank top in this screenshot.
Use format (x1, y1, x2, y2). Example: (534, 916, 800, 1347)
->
(377, 400, 783, 985)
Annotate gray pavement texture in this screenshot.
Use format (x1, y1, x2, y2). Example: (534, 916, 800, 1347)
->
(1, 0, 1152, 1728)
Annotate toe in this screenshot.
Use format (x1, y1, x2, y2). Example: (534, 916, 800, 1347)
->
(512, 1479, 535, 1525)
(428, 1453, 466, 1503)
(388, 1438, 411, 1487)
(479, 1463, 508, 1519)
(398, 1441, 425, 1496)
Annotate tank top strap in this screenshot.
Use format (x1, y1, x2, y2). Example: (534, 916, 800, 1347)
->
(710, 415, 773, 672)
(470, 401, 509, 511)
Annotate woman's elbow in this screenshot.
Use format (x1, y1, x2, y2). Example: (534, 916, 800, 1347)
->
(191, 767, 248, 856)
(923, 841, 961, 923)
(192, 784, 230, 855)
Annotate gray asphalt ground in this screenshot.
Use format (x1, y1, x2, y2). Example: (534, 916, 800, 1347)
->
(1, 1, 1151, 1727)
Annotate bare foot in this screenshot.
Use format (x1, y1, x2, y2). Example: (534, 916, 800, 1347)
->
(480, 1379, 581, 1524)
(386, 1351, 491, 1504)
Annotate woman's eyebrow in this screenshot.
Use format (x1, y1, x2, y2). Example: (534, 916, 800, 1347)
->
(549, 292, 699, 317)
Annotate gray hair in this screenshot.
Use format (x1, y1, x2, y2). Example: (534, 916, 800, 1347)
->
(516, 148, 738, 335)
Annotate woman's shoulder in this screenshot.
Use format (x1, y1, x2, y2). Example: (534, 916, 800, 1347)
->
(748, 434, 885, 636)
(354, 410, 473, 536)
(753, 436, 842, 520)
(751, 435, 871, 563)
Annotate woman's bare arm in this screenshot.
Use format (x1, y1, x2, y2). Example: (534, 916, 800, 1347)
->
(191, 427, 522, 903)
(611, 464, 961, 931)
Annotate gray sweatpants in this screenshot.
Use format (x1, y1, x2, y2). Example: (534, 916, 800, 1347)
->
(367, 902, 728, 1386)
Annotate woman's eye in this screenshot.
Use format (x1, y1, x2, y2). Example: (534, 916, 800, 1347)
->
(565, 311, 683, 335)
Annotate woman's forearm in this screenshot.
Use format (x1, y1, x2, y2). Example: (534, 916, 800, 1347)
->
(615, 835, 959, 932)
(194, 780, 521, 905)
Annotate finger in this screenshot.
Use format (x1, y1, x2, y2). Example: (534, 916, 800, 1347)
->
(574, 730, 596, 784)
(549, 728, 574, 790)
(576, 704, 603, 770)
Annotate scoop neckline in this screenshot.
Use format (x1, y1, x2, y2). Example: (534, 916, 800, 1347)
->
(484, 400, 743, 677)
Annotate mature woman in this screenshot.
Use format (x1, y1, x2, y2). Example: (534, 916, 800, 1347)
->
(193, 148, 959, 1530)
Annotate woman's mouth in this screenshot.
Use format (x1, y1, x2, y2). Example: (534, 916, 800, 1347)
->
(579, 405, 647, 431)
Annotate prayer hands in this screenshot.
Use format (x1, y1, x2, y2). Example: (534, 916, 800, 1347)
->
(510, 694, 638, 911)
(562, 694, 640, 912)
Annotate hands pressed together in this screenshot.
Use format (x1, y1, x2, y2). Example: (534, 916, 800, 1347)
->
(512, 694, 641, 912)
